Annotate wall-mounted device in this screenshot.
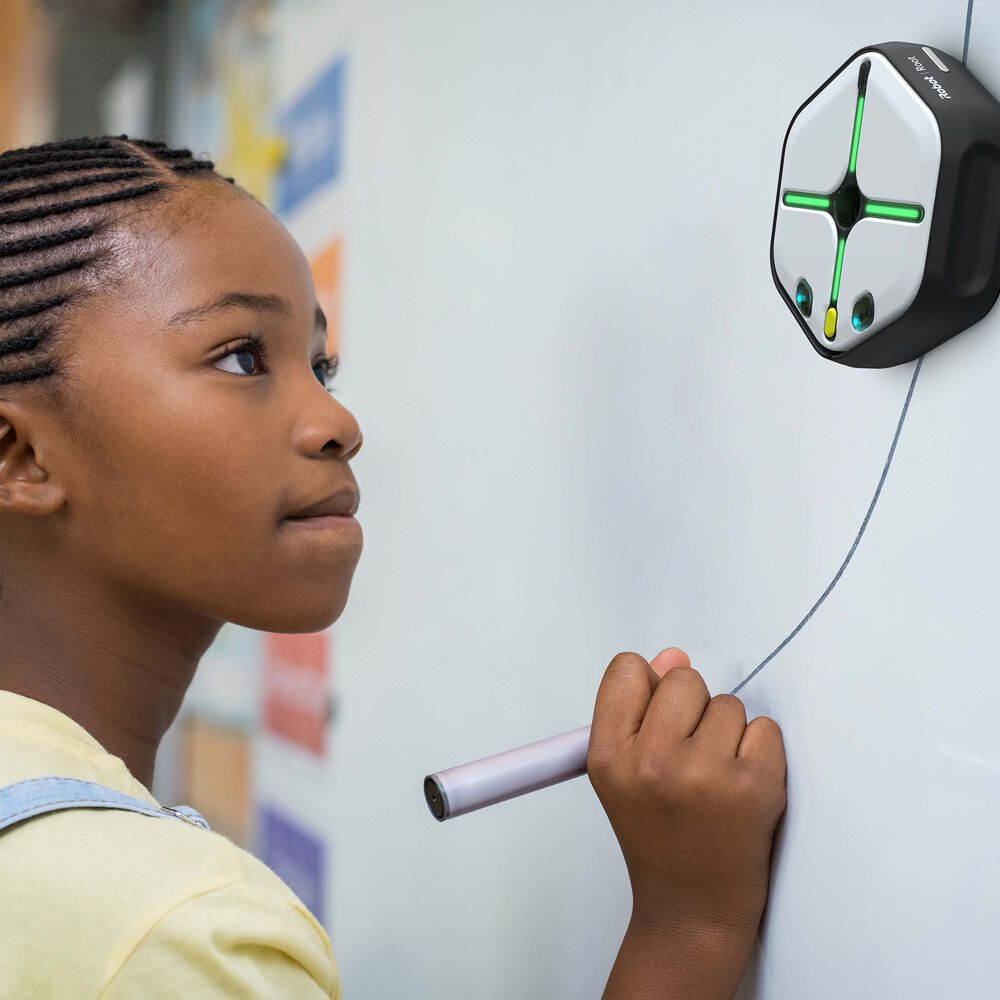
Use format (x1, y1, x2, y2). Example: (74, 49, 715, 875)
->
(771, 42, 1000, 368)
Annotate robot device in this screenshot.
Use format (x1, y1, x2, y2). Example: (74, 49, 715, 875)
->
(771, 42, 1000, 368)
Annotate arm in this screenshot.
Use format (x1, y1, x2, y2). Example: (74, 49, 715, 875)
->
(603, 909, 756, 1000)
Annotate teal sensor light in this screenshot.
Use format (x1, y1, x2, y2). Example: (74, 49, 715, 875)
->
(771, 42, 1000, 367)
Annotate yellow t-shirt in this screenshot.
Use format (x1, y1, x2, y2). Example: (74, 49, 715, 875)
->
(0, 690, 342, 999)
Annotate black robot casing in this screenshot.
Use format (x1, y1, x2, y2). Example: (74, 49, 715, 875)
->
(770, 41, 1000, 368)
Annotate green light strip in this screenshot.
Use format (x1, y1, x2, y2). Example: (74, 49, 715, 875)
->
(831, 236, 846, 302)
(783, 191, 832, 209)
(848, 94, 866, 174)
(864, 200, 924, 222)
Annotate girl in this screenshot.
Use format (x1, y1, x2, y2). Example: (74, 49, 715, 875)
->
(0, 135, 786, 999)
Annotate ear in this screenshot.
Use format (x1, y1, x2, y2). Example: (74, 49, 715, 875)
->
(0, 401, 67, 517)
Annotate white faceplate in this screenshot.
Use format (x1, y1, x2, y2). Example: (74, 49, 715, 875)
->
(773, 52, 942, 353)
(772, 208, 840, 343)
(777, 59, 857, 196)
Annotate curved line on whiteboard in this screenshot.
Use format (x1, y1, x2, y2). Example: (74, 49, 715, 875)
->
(730, 353, 923, 696)
(963, 0, 974, 66)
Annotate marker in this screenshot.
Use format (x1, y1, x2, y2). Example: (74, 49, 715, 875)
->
(424, 725, 591, 821)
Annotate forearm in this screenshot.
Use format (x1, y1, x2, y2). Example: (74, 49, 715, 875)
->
(602, 910, 756, 1000)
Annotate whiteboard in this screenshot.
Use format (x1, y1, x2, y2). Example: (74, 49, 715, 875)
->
(275, 2, 1000, 996)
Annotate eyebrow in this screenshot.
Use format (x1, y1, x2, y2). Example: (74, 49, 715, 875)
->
(167, 291, 327, 335)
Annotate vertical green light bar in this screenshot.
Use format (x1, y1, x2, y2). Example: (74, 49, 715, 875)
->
(831, 237, 846, 302)
(848, 93, 865, 174)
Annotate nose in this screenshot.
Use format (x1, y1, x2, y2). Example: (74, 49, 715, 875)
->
(343, 428, 363, 460)
(294, 381, 364, 460)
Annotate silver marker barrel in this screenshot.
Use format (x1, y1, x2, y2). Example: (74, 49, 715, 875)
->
(423, 724, 591, 821)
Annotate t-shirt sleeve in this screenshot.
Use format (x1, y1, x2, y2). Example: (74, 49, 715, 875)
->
(98, 879, 341, 999)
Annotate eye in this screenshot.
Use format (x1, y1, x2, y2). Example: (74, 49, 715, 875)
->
(313, 355, 340, 395)
(212, 336, 339, 394)
(213, 335, 269, 377)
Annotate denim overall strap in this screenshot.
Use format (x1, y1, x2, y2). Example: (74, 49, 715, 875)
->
(0, 777, 212, 833)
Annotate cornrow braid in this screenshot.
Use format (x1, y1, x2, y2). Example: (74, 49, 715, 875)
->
(0, 134, 238, 396)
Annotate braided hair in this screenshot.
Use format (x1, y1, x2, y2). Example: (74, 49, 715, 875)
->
(0, 134, 239, 403)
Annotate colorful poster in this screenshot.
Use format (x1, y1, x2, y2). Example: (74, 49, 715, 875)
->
(172, 0, 286, 207)
(262, 631, 331, 755)
(0, 0, 54, 150)
(275, 56, 346, 216)
(180, 717, 251, 846)
(256, 804, 327, 924)
(310, 236, 343, 358)
(185, 621, 263, 728)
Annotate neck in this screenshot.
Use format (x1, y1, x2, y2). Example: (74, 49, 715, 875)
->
(0, 565, 222, 790)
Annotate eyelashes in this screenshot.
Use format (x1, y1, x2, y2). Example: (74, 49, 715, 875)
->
(214, 333, 339, 394)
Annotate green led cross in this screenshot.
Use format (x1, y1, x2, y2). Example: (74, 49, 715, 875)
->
(781, 60, 925, 341)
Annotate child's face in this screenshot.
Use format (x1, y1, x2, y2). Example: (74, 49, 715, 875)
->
(16, 182, 364, 633)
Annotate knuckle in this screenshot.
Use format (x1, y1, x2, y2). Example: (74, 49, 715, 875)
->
(606, 651, 647, 675)
(711, 693, 744, 711)
(633, 753, 665, 793)
(765, 782, 788, 818)
(734, 762, 784, 813)
(773, 783, 789, 812)
(749, 715, 782, 736)
(679, 758, 715, 795)
(733, 762, 760, 794)
(659, 665, 700, 690)
(659, 669, 708, 714)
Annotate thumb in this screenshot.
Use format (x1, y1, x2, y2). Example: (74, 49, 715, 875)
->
(648, 647, 691, 686)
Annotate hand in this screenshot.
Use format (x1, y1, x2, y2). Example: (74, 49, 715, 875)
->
(587, 648, 787, 937)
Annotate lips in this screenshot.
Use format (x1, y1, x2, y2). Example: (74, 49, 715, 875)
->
(284, 486, 360, 520)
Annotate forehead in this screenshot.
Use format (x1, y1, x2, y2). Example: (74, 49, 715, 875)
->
(113, 183, 318, 330)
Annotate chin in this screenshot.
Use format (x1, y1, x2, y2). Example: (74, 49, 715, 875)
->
(230, 584, 353, 634)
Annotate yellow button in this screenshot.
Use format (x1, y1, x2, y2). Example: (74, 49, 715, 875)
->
(824, 307, 837, 340)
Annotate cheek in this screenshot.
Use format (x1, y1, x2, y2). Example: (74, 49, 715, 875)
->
(69, 385, 280, 587)
(61, 378, 360, 631)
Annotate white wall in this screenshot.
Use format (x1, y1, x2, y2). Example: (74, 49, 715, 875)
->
(269, 2, 1000, 997)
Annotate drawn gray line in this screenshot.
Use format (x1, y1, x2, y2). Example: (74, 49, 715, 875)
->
(730, 355, 922, 694)
(731, 0, 975, 695)
(963, 0, 974, 66)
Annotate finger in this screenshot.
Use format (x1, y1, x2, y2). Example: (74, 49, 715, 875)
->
(637, 665, 711, 744)
(645, 646, 691, 697)
(649, 646, 690, 679)
(590, 652, 654, 756)
(737, 715, 787, 782)
(690, 693, 747, 758)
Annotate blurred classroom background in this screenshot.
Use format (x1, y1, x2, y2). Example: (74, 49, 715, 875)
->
(2, 0, 350, 956)
(5, 4, 665, 996)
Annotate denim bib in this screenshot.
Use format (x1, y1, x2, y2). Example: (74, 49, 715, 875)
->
(0, 776, 211, 833)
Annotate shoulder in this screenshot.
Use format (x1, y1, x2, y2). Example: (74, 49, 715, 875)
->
(1, 806, 340, 998)
(98, 878, 341, 999)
